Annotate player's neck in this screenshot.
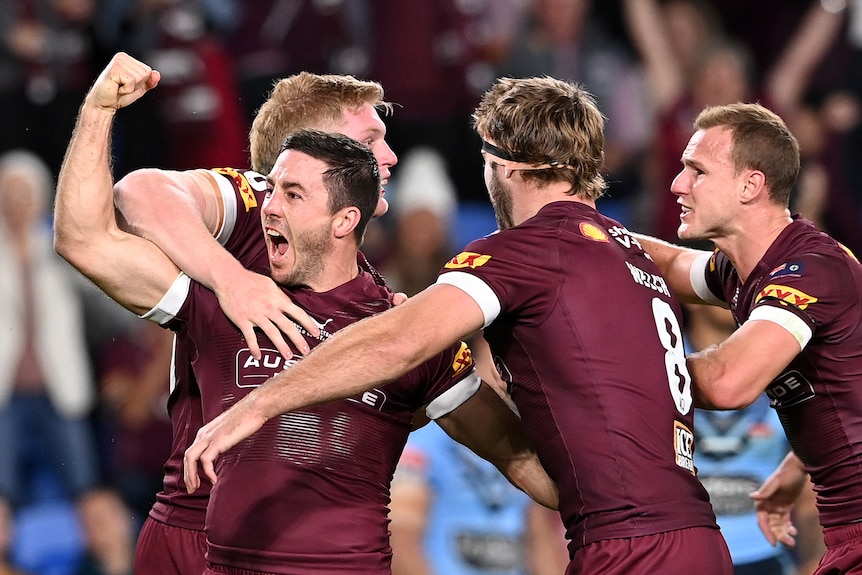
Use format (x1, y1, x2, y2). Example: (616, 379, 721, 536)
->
(306, 249, 361, 292)
(714, 211, 793, 283)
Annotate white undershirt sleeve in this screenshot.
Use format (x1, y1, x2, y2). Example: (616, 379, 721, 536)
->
(140, 272, 191, 325)
(435, 272, 501, 328)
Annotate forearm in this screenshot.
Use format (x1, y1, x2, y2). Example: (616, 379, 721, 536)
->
(632, 233, 704, 302)
(245, 296, 442, 420)
(55, 101, 118, 259)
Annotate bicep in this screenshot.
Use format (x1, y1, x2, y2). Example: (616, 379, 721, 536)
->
(114, 168, 224, 237)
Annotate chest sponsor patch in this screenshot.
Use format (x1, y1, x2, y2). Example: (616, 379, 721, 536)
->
(445, 252, 492, 269)
(236, 348, 298, 387)
(754, 284, 818, 310)
(766, 370, 815, 409)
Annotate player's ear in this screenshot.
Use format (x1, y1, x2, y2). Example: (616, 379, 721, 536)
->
(332, 206, 360, 239)
(740, 170, 766, 203)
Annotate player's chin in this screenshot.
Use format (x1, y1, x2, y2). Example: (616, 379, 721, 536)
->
(373, 196, 389, 219)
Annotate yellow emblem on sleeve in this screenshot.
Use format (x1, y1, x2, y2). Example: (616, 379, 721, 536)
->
(755, 284, 818, 310)
(451, 342, 474, 377)
(445, 252, 492, 269)
(213, 167, 258, 212)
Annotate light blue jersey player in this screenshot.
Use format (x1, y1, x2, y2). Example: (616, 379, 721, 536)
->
(696, 395, 792, 574)
(390, 423, 535, 575)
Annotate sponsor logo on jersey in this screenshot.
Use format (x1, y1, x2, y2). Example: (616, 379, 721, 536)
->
(346, 388, 388, 411)
(579, 222, 609, 242)
(445, 252, 492, 269)
(766, 370, 815, 409)
(625, 261, 671, 297)
(213, 167, 258, 212)
(769, 262, 804, 278)
(755, 284, 818, 310)
(607, 225, 643, 250)
(236, 348, 299, 387)
(289, 317, 334, 341)
(451, 342, 474, 377)
(674, 421, 695, 474)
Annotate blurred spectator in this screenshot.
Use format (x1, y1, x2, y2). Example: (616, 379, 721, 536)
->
(74, 488, 135, 575)
(0, 497, 32, 575)
(94, 0, 247, 171)
(390, 423, 567, 575)
(0, 150, 100, 512)
(623, 0, 846, 242)
(95, 321, 173, 524)
(497, 0, 651, 227)
(364, 0, 494, 202)
(382, 147, 458, 296)
(0, 0, 98, 181)
(227, 0, 359, 125)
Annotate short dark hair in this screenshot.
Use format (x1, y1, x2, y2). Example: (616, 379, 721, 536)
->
(280, 129, 381, 242)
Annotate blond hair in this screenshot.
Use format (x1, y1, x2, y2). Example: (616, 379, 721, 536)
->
(473, 77, 607, 200)
(249, 72, 391, 174)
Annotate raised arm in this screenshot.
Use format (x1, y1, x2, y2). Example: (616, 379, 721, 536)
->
(114, 166, 316, 357)
(764, 0, 848, 115)
(113, 141, 316, 359)
(436, 383, 559, 509)
(621, 0, 685, 114)
(54, 52, 181, 315)
(183, 282, 487, 490)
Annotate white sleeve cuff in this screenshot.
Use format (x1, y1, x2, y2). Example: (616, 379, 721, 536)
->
(690, 251, 726, 306)
(210, 170, 237, 245)
(139, 273, 191, 325)
(435, 272, 501, 328)
(748, 305, 812, 350)
(425, 371, 482, 419)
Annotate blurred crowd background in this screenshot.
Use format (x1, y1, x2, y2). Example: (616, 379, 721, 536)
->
(0, 0, 859, 573)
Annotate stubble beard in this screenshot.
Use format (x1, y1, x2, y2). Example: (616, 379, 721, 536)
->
(488, 168, 515, 231)
(272, 224, 333, 288)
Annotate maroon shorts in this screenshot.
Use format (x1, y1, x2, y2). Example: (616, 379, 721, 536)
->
(816, 522, 862, 574)
(568, 526, 733, 575)
(134, 516, 208, 575)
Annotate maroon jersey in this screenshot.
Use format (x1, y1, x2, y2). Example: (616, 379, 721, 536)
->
(143, 167, 269, 531)
(437, 201, 718, 552)
(697, 217, 862, 529)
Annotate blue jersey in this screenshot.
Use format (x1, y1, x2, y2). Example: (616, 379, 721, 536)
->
(396, 424, 532, 574)
(694, 396, 790, 565)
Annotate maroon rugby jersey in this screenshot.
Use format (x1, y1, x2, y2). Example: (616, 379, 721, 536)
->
(437, 201, 719, 553)
(699, 217, 862, 529)
(158, 271, 477, 573)
(145, 167, 269, 530)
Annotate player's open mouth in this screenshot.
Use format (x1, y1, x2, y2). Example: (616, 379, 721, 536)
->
(267, 229, 289, 257)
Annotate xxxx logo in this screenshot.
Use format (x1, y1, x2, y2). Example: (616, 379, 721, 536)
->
(451, 342, 474, 377)
(445, 252, 492, 269)
(213, 167, 258, 212)
(755, 284, 818, 310)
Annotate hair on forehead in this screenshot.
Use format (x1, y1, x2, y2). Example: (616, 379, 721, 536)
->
(249, 72, 392, 175)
